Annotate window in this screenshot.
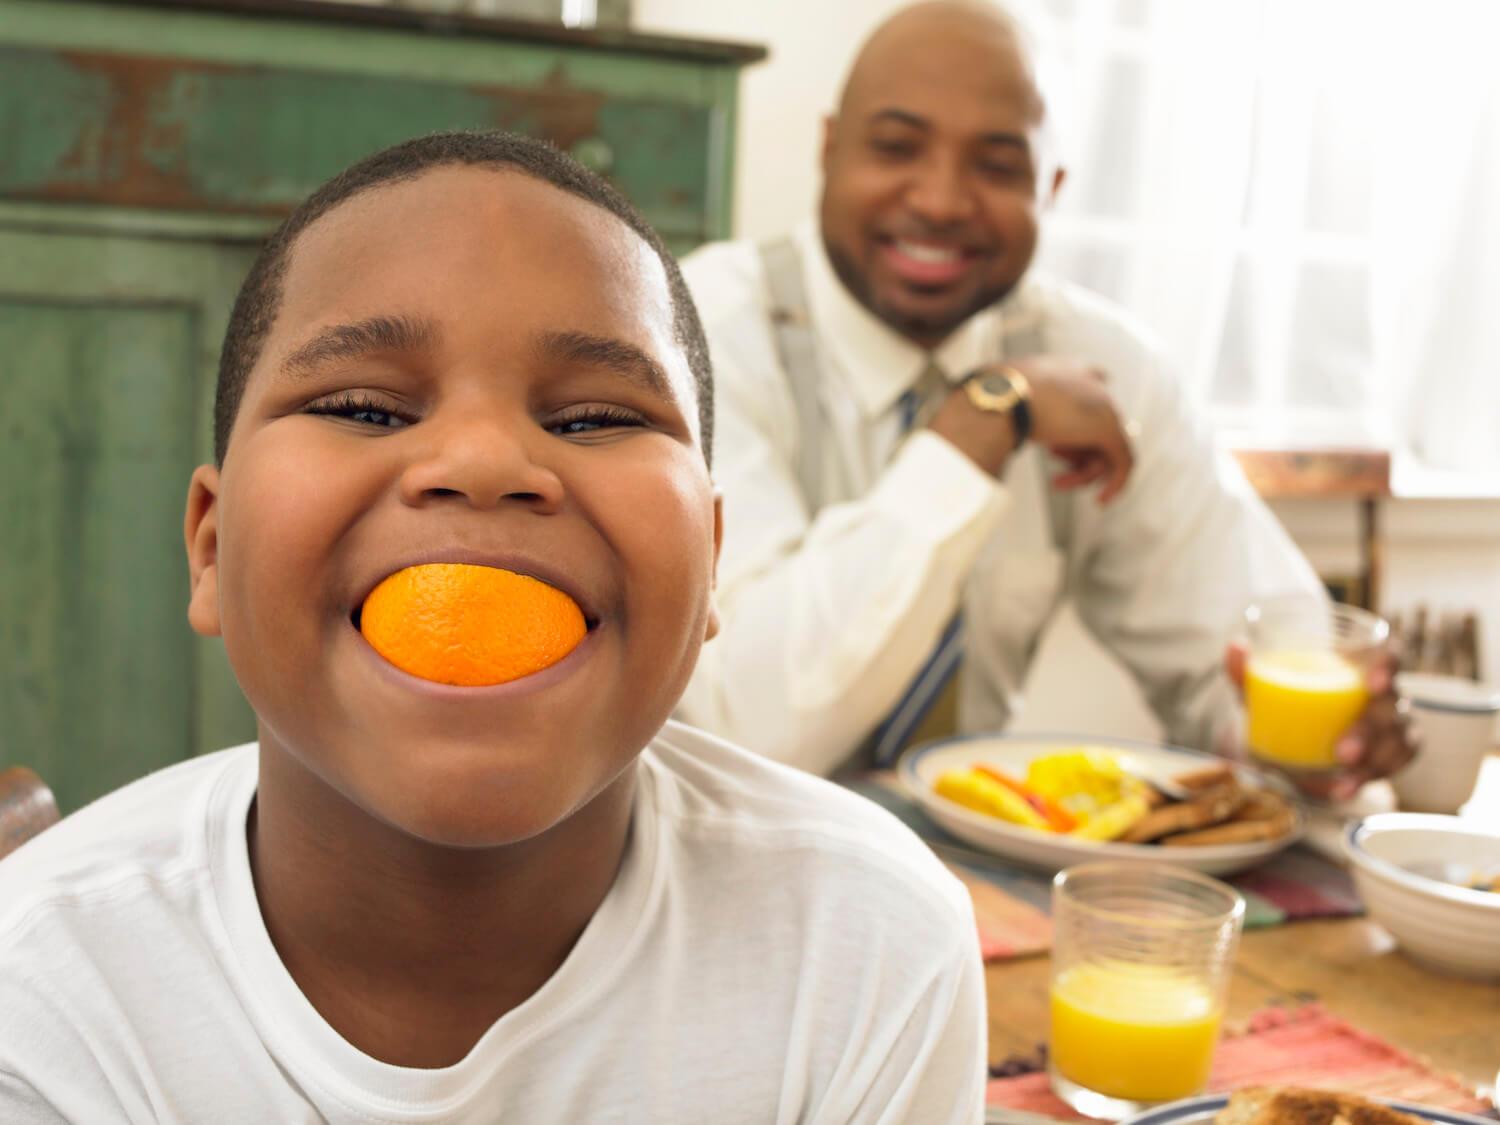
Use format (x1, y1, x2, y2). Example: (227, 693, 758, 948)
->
(1030, 0, 1500, 472)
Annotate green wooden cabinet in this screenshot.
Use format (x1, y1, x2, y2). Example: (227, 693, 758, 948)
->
(0, 0, 762, 813)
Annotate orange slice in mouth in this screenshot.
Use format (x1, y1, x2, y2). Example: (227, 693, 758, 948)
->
(358, 563, 588, 687)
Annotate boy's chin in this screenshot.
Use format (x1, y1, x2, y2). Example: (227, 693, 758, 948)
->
(347, 744, 635, 850)
(377, 803, 573, 850)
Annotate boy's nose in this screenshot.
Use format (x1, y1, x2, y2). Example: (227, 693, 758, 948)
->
(397, 414, 564, 514)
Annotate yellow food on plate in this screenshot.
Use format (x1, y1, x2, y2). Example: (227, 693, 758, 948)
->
(1069, 791, 1152, 841)
(1026, 750, 1153, 841)
(934, 769, 1050, 831)
(931, 747, 1296, 849)
(933, 751, 1153, 841)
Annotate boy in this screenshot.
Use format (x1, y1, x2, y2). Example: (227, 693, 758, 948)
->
(0, 132, 985, 1122)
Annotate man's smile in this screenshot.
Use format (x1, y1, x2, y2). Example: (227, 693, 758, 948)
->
(875, 232, 987, 288)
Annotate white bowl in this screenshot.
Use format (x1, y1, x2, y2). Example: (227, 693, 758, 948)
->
(899, 733, 1302, 877)
(1343, 812, 1500, 979)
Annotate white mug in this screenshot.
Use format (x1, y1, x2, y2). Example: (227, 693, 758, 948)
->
(1391, 673, 1500, 814)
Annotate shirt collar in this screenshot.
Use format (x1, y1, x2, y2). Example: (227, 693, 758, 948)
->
(794, 218, 1010, 419)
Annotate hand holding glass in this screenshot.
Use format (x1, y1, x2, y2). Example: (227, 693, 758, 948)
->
(1244, 597, 1388, 773)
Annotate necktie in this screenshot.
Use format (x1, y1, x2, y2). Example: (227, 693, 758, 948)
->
(897, 359, 949, 432)
(869, 360, 966, 766)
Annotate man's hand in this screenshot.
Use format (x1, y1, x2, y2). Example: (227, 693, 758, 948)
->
(1225, 641, 1420, 801)
(927, 356, 1135, 501)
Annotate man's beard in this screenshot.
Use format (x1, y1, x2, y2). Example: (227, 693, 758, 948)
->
(821, 235, 1014, 346)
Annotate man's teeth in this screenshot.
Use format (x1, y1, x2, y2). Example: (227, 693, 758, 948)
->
(895, 241, 961, 264)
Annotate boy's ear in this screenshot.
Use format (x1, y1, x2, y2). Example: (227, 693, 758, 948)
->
(703, 491, 724, 642)
(184, 465, 223, 638)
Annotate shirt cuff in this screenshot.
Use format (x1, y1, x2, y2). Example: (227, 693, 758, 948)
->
(870, 430, 1009, 543)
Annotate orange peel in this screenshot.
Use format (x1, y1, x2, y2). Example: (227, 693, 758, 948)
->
(359, 563, 587, 686)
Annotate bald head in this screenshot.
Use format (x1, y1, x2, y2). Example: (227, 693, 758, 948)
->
(817, 0, 1064, 348)
(838, 2, 1047, 126)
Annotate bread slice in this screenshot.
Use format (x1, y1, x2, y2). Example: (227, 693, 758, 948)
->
(1215, 1086, 1429, 1125)
(1118, 779, 1247, 843)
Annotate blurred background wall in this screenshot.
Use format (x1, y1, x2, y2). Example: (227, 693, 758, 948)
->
(632, 0, 1500, 742)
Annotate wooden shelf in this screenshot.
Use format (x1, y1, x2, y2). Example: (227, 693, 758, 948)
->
(1231, 448, 1391, 500)
(43, 0, 769, 63)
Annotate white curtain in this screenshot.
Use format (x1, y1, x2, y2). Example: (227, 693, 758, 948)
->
(1035, 0, 1500, 473)
(1371, 0, 1500, 473)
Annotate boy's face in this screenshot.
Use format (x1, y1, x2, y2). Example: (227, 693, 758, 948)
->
(185, 167, 720, 847)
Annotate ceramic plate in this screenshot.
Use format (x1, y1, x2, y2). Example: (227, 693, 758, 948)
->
(900, 732, 1302, 877)
(1119, 1093, 1496, 1125)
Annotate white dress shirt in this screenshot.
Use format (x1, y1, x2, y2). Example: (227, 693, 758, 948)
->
(677, 221, 1323, 776)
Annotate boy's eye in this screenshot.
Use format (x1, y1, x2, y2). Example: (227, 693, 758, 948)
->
(304, 392, 412, 430)
(547, 405, 648, 438)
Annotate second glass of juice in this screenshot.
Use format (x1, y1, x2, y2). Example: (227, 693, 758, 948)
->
(1049, 863, 1245, 1118)
(1244, 596, 1388, 774)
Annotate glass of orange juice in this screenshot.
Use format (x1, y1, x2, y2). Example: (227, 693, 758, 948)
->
(1244, 597, 1388, 775)
(1049, 863, 1245, 1117)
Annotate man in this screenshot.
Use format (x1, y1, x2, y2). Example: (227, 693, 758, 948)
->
(675, 0, 1414, 799)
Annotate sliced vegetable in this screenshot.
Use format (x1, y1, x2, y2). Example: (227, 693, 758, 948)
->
(973, 764, 1078, 832)
(1068, 792, 1152, 841)
(934, 769, 1051, 831)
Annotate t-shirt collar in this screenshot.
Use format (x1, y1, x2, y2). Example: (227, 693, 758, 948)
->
(795, 218, 1007, 419)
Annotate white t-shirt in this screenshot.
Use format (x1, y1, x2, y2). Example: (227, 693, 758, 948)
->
(676, 222, 1322, 774)
(0, 721, 984, 1124)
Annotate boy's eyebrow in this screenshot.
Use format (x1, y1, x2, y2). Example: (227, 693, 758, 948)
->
(280, 315, 437, 377)
(536, 330, 673, 399)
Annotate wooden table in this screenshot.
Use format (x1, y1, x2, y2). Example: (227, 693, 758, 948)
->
(984, 755, 1500, 1097)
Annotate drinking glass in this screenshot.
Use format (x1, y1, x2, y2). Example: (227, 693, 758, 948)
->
(1049, 863, 1245, 1118)
(1244, 596, 1388, 775)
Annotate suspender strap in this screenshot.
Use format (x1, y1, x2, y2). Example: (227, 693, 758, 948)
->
(758, 237, 824, 507)
(997, 302, 1072, 556)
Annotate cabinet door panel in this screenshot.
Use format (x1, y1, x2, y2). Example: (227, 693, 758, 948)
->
(1, 301, 198, 812)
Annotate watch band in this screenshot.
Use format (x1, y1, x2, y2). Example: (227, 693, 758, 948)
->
(1010, 385, 1033, 448)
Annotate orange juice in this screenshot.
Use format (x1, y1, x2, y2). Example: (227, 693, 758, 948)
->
(1246, 649, 1368, 768)
(1050, 960, 1222, 1102)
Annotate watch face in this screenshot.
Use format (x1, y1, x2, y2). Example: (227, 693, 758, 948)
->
(976, 370, 1013, 395)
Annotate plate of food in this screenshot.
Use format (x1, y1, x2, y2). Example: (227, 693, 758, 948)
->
(1118, 1087, 1496, 1125)
(900, 733, 1302, 876)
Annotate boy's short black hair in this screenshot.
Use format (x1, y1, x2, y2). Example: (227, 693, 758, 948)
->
(213, 130, 713, 465)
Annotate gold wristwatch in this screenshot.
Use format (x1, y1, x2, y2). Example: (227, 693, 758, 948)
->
(962, 365, 1033, 446)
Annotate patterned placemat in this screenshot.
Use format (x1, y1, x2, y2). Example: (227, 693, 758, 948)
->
(986, 1004, 1497, 1118)
(841, 775, 1363, 962)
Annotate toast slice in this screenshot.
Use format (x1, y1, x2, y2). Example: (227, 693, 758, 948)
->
(1215, 1086, 1429, 1125)
(1118, 779, 1247, 843)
